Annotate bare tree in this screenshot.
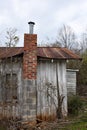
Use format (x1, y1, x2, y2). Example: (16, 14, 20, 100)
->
(5, 28, 19, 47)
(79, 32, 87, 53)
(56, 24, 77, 49)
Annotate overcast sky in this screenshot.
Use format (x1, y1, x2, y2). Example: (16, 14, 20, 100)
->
(0, 0, 87, 46)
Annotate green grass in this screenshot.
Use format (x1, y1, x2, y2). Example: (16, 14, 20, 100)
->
(57, 97, 87, 130)
(60, 122, 87, 130)
(0, 126, 6, 130)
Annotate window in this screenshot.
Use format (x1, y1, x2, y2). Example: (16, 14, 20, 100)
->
(5, 73, 17, 102)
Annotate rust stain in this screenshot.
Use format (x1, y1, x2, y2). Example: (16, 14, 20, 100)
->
(61, 48, 81, 59)
(54, 48, 65, 58)
(0, 47, 24, 58)
(37, 113, 56, 122)
(0, 47, 81, 60)
(37, 47, 81, 60)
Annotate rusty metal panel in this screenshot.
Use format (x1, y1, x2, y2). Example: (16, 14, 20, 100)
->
(0, 47, 24, 58)
(37, 47, 81, 60)
(0, 47, 81, 60)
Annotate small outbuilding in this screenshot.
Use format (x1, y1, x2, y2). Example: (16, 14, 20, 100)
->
(0, 22, 81, 122)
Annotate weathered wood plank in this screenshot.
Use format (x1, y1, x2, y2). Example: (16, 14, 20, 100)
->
(66, 70, 77, 95)
(37, 60, 67, 120)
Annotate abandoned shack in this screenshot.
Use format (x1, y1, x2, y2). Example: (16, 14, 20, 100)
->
(0, 22, 81, 122)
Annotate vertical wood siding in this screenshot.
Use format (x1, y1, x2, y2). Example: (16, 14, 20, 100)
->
(0, 58, 76, 121)
(37, 60, 67, 120)
(66, 70, 77, 95)
(0, 58, 23, 119)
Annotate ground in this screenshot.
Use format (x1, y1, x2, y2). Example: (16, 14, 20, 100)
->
(0, 96, 87, 130)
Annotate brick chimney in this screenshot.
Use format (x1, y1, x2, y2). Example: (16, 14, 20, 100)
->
(22, 22, 37, 121)
(23, 22, 37, 79)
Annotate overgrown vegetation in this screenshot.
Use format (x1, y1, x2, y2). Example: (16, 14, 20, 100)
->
(45, 81, 65, 119)
(67, 50, 87, 96)
(68, 95, 83, 116)
(60, 122, 87, 130)
(0, 96, 86, 130)
(77, 50, 87, 85)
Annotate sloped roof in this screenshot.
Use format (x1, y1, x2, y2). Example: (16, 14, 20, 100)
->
(0, 47, 23, 59)
(38, 47, 81, 60)
(0, 47, 81, 60)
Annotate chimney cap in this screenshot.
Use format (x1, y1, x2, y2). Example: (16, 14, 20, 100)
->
(28, 21, 35, 25)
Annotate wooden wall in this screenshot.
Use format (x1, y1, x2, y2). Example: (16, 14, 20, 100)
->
(0, 57, 23, 119)
(37, 60, 67, 120)
(66, 69, 78, 95)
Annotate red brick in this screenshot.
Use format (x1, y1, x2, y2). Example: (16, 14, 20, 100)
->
(23, 34, 37, 79)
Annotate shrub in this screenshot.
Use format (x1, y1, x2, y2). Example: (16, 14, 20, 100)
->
(68, 95, 83, 116)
